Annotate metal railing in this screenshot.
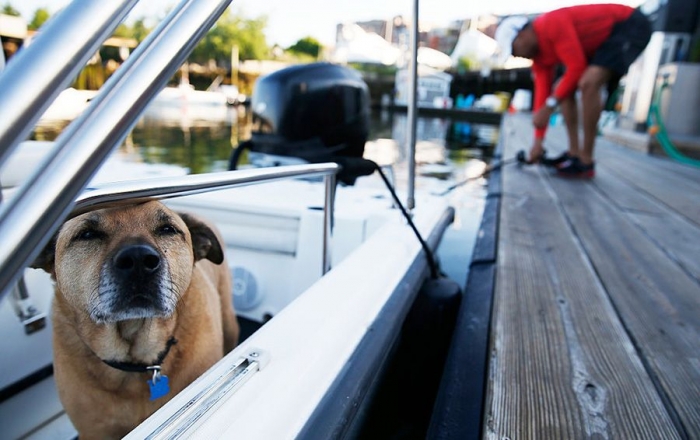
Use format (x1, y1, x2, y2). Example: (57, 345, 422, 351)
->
(72, 162, 338, 269)
(0, 0, 139, 162)
(0, 160, 339, 302)
(0, 0, 236, 296)
(0, 0, 338, 299)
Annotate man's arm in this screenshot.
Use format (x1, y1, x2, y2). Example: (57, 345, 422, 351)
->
(531, 13, 587, 140)
(549, 17, 587, 101)
(532, 63, 554, 139)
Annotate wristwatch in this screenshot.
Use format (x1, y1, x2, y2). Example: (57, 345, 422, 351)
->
(545, 96, 558, 109)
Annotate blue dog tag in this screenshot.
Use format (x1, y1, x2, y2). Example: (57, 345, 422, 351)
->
(148, 374, 170, 401)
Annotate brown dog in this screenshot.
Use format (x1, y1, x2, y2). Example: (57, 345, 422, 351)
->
(32, 200, 239, 439)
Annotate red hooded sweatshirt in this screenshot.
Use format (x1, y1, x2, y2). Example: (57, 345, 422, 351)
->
(531, 4, 635, 138)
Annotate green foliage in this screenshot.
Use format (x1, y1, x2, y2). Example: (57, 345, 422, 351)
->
(286, 37, 322, 59)
(1, 3, 20, 16)
(73, 62, 104, 90)
(129, 19, 151, 43)
(113, 18, 151, 43)
(189, 9, 269, 63)
(348, 62, 397, 76)
(3, 4, 270, 64)
(28, 8, 50, 30)
(280, 52, 317, 63)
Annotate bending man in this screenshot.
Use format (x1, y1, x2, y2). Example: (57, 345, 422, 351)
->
(495, 4, 651, 177)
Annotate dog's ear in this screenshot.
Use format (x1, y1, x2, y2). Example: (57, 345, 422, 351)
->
(178, 213, 224, 264)
(30, 235, 57, 275)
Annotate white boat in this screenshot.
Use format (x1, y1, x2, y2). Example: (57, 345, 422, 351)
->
(37, 81, 232, 128)
(1, 150, 457, 439)
(0, 1, 487, 438)
(139, 81, 232, 127)
(37, 88, 99, 124)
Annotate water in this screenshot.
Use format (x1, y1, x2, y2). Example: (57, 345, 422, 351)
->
(33, 106, 496, 173)
(31, 105, 498, 285)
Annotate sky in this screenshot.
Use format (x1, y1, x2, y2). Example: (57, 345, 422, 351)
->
(11, 0, 643, 48)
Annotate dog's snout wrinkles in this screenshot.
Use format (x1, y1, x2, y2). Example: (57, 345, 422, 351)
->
(113, 245, 161, 275)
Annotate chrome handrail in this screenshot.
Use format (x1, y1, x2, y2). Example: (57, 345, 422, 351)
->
(0, 163, 339, 300)
(0, 0, 236, 298)
(0, 0, 139, 165)
(77, 163, 339, 277)
(72, 164, 338, 216)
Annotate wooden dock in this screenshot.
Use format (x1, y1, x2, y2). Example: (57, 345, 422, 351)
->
(429, 113, 700, 439)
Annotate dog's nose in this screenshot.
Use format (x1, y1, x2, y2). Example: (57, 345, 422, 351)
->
(113, 245, 161, 275)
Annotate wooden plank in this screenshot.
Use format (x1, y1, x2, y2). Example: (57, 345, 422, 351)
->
(596, 137, 700, 184)
(485, 121, 681, 438)
(591, 166, 700, 282)
(536, 115, 700, 279)
(537, 115, 699, 187)
(547, 171, 700, 437)
(539, 122, 700, 226)
(597, 155, 700, 227)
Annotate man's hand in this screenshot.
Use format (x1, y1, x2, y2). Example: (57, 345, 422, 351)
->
(532, 106, 554, 129)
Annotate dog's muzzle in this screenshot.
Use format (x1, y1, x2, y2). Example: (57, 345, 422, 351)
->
(113, 244, 162, 278)
(95, 243, 175, 322)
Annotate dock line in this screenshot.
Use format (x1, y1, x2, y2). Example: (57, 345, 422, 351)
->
(433, 156, 520, 197)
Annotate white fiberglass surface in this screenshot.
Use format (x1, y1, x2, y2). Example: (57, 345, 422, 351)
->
(127, 195, 450, 439)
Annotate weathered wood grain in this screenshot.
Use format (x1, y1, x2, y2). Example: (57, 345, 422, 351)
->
(591, 165, 700, 282)
(544, 125, 700, 226)
(483, 114, 700, 439)
(546, 169, 700, 437)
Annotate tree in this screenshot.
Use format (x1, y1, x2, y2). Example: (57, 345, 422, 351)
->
(287, 37, 322, 59)
(189, 9, 269, 64)
(129, 18, 151, 43)
(1, 3, 20, 16)
(113, 18, 151, 43)
(28, 8, 50, 30)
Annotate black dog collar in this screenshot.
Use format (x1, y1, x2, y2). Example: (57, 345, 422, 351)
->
(102, 336, 178, 373)
(102, 336, 178, 401)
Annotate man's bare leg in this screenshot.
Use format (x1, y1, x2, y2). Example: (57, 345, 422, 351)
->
(558, 94, 580, 158)
(578, 65, 612, 165)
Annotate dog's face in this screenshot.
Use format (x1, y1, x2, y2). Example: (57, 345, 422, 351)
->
(33, 200, 223, 324)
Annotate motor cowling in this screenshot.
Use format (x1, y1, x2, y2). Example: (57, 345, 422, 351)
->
(231, 63, 372, 185)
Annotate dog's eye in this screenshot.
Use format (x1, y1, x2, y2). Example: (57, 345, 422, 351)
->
(76, 228, 105, 241)
(157, 224, 179, 236)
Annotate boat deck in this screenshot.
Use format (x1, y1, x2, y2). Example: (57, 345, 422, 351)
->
(430, 113, 700, 439)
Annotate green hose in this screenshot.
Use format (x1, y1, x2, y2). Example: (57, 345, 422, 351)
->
(648, 79, 700, 168)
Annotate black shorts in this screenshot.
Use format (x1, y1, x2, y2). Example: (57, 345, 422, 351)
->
(590, 9, 652, 76)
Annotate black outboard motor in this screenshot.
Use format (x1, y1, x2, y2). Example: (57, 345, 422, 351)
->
(229, 63, 372, 185)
